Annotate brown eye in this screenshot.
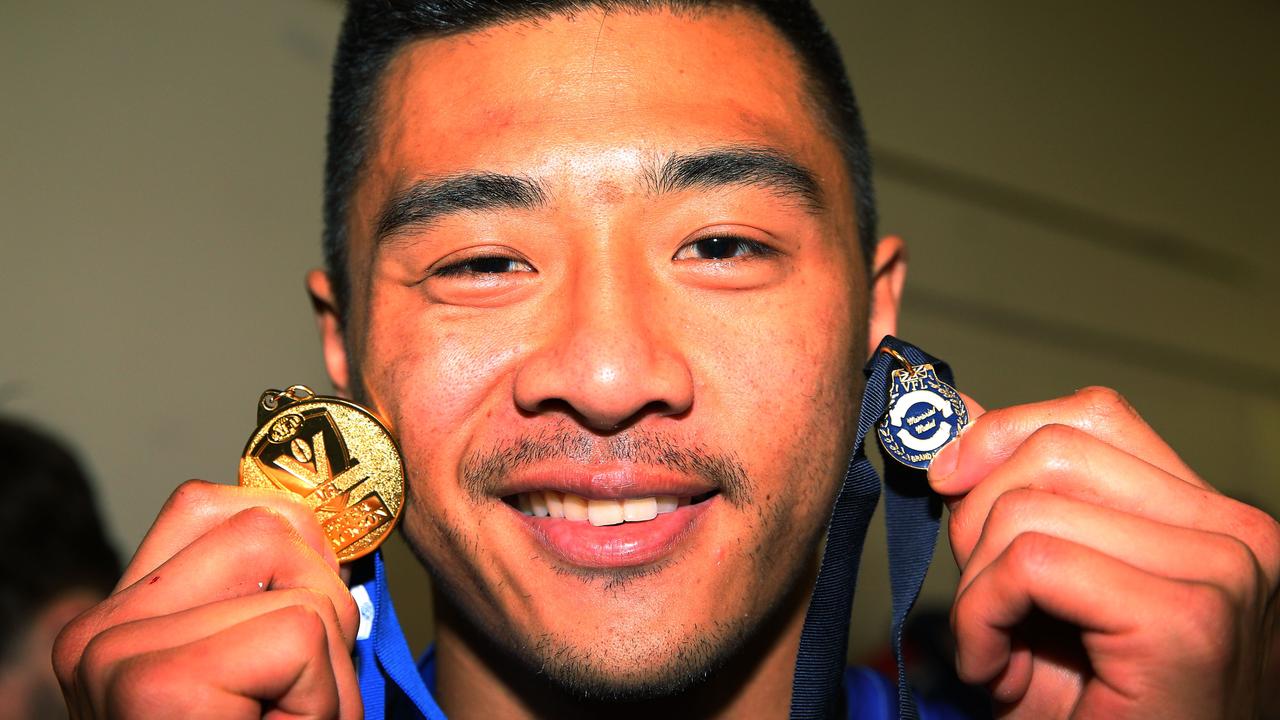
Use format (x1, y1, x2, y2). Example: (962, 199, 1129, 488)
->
(675, 236, 774, 261)
(432, 256, 534, 277)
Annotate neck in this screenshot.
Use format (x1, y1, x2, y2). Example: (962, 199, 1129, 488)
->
(432, 573, 815, 720)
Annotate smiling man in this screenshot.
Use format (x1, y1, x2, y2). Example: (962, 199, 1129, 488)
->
(52, 1, 1280, 719)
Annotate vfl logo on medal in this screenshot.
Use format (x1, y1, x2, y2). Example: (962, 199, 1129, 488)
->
(877, 364, 968, 470)
(250, 407, 393, 554)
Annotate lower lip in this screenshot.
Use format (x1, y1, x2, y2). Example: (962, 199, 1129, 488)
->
(511, 498, 715, 568)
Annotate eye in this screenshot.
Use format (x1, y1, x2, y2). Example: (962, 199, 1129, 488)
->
(673, 235, 776, 261)
(430, 254, 534, 278)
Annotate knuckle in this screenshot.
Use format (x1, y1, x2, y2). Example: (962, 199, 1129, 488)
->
(163, 479, 218, 515)
(986, 488, 1038, 530)
(276, 586, 332, 614)
(1021, 425, 1084, 476)
(1005, 531, 1059, 579)
(1074, 385, 1138, 422)
(1215, 534, 1264, 604)
(1171, 583, 1235, 663)
(229, 505, 298, 541)
(1235, 504, 1280, 587)
(277, 603, 330, 650)
(333, 587, 360, 637)
(78, 629, 121, 681)
(1024, 423, 1079, 456)
(52, 619, 93, 683)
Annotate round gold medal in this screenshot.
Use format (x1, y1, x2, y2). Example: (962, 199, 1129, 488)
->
(238, 385, 404, 563)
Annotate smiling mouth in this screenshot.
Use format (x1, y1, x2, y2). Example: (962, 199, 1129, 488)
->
(503, 490, 719, 526)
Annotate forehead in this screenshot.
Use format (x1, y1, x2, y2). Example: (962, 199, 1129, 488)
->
(359, 8, 851, 203)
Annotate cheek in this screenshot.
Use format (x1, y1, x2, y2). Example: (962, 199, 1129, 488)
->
(359, 306, 528, 489)
(708, 286, 860, 512)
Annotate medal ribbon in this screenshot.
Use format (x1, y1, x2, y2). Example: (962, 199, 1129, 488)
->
(790, 335, 950, 719)
(353, 552, 446, 720)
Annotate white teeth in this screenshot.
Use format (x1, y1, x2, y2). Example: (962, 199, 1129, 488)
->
(587, 498, 625, 526)
(623, 496, 658, 522)
(529, 491, 549, 518)
(562, 493, 589, 521)
(515, 492, 696, 522)
(545, 491, 565, 518)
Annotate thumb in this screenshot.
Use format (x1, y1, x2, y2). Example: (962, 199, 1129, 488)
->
(927, 391, 985, 502)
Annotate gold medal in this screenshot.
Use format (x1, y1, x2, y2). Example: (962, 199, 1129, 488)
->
(239, 385, 405, 562)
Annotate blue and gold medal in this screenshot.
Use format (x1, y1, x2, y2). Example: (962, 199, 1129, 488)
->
(876, 348, 968, 469)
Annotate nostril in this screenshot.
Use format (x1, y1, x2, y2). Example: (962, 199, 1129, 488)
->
(517, 398, 683, 434)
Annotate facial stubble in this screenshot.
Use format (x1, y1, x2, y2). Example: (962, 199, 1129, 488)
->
(416, 421, 843, 704)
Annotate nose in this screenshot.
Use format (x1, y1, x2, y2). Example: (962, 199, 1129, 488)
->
(513, 267, 694, 432)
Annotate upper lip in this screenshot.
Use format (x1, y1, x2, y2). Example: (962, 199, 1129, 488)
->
(495, 463, 717, 501)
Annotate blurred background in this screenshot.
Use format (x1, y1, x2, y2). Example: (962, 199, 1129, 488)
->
(2, 0, 1277, 670)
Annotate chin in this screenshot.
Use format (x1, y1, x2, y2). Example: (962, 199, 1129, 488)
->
(517, 616, 753, 703)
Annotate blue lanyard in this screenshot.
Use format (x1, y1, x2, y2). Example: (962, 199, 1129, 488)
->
(791, 336, 950, 719)
(355, 335, 952, 720)
(351, 552, 445, 720)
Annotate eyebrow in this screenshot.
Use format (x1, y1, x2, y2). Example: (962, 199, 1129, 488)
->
(651, 146, 825, 212)
(375, 146, 823, 243)
(375, 172, 548, 242)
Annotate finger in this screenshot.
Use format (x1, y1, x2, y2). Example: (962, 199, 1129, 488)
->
(943, 424, 1280, 587)
(121, 480, 338, 589)
(119, 507, 357, 636)
(929, 386, 1203, 497)
(957, 488, 1270, 595)
(57, 507, 358, 682)
(953, 532, 1233, 718)
(930, 392, 985, 513)
(80, 588, 359, 716)
(102, 605, 360, 720)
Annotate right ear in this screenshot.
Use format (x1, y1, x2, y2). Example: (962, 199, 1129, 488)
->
(866, 235, 908, 354)
(306, 270, 351, 397)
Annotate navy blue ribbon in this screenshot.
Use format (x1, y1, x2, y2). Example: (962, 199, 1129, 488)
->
(790, 336, 950, 719)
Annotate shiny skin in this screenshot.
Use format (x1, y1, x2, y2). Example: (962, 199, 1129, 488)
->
(51, 7, 1279, 720)
(310, 9, 886, 717)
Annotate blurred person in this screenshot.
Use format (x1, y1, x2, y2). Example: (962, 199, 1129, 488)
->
(0, 419, 120, 720)
(52, 1, 1280, 718)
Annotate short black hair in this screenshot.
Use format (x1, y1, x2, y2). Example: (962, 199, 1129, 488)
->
(324, 0, 877, 316)
(0, 418, 120, 660)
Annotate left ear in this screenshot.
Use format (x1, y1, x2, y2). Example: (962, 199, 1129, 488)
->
(866, 235, 908, 354)
(306, 269, 352, 397)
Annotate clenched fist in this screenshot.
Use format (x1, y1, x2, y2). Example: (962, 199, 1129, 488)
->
(934, 387, 1280, 719)
(53, 481, 363, 719)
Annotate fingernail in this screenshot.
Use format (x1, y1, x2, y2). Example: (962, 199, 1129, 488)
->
(929, 438, 960, 488)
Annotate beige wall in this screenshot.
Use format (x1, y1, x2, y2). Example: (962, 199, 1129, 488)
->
(3, 1, 1276, 660)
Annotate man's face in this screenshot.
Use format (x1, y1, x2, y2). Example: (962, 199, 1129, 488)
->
(317, 7, 898, 697)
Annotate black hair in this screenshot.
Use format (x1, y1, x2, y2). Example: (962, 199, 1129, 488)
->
(323, 0, 877, 317)
(0, 418, 120, 660)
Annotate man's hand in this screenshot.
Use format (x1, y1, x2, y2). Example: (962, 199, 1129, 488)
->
(52, 481, 363, 719)
(930, 386, 1280, 719)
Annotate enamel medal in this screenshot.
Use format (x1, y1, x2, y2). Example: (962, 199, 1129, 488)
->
(239, 385, 405, 562)
(876, 348, 968, 469)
